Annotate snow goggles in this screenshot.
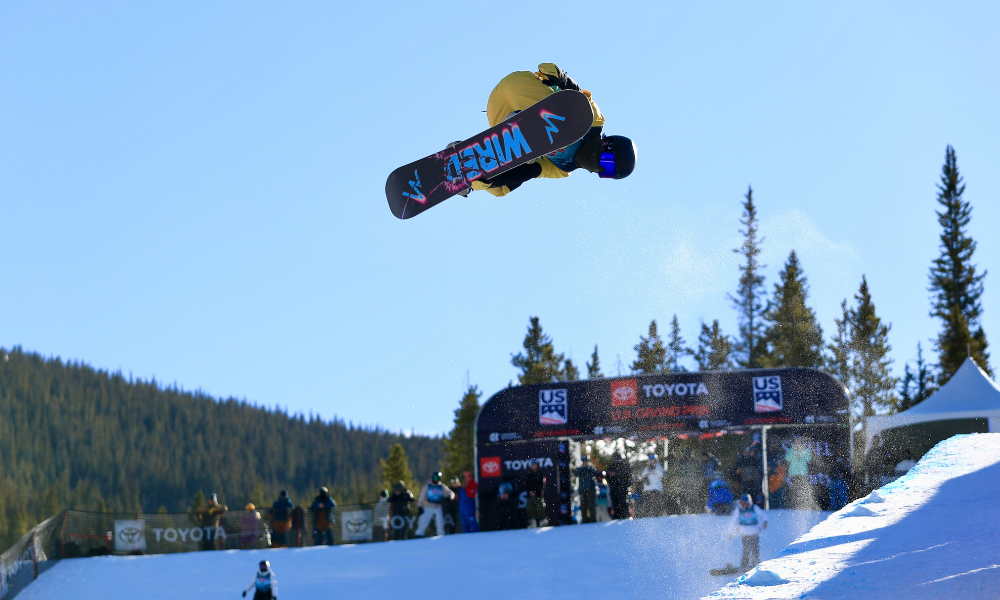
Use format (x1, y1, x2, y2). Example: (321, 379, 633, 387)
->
(598, 137, 616, 179)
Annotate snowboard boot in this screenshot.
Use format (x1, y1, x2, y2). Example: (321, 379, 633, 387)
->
(446, 141, 471, 197)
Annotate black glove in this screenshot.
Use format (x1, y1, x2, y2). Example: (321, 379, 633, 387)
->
(539, 65, 580, 92)
(242, 592, 246, 597)
(482, 162, 542, 192)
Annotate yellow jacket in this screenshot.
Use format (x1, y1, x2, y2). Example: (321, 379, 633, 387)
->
(472, 64, 605, 196)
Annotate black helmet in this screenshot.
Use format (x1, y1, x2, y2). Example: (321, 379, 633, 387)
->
(431, 471, 443, 483)
(600, 135, 636, 180)
(259, 560, 270, 571)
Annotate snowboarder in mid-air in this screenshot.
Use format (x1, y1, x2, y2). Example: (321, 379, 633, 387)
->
(465, 63, 637, 197)
(243, 560, 277, 600)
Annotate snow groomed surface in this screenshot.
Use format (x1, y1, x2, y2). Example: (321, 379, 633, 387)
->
(705, 433, 1000, 599)
(18, 510, 828, 600)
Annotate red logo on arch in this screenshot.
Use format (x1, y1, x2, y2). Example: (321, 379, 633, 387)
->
(611, 379, 638, 407)
(480, 456, 502, 477)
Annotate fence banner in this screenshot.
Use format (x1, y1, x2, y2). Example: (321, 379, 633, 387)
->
(114, 519, 146, 553)
(340, 510, 373, 543)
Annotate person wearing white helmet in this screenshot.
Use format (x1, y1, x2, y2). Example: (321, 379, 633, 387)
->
(727, 494, 769, 570)
(243, 560, 277, 600)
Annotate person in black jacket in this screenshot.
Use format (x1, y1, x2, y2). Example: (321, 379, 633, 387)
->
(524, 460, 546, 528)
(387, 481, 414, 540)
(310, 487, 336, 546)
(606, 454, 631, 520)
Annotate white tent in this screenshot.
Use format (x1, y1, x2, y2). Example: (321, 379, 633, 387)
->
(866, 357, 1000, 451)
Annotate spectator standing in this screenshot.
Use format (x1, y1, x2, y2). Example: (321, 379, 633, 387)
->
(638, 454, 665, 517)
(606, 453, 631, 520)
(415, 471, 455, 537)
(373, 489, 390, 541)
(240, 503, 262, 549)
(242, 560, 277, 600)
(706, 471, 733, 515)
(734, 445, 764, 504)
(497, 479, 517, 530)
(268, 490, 294, 548)
(310, 487, 336, 546)
(767, 456, 788, 509)
(675, 449, 702, 514)
(573, 456, 601, 524)
(595, 478, 612, 522)
(524, 459, 547, 528)
(459, 471, 479, 533)
(444, 477, 462, 534)
(828, 449, 852, 511)
(387, 481, 414, 540)
(785, 438, 815, 509)
(727, 494, 768, 570)
(194, 493, 227, 551)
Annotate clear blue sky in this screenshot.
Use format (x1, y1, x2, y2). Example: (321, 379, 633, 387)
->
(2, 1, 997, 435)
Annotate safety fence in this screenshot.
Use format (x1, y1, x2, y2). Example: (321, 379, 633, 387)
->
(1, 503, 463, 597)
(0, 513, 62, 600)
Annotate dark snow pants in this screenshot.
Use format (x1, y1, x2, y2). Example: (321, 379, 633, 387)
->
(741, 534, 760, 569)
(253, 590, 273, 600)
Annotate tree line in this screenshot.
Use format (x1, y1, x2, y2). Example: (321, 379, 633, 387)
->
(0, 348, 443, 549)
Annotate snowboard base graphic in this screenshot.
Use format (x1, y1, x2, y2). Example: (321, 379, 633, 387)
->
(385, 90, 594, 219)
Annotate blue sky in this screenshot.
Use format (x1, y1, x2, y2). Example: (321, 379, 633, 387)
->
(2, 1, 998, 435)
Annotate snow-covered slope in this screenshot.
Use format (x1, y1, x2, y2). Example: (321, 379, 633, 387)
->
(706, 433, 1000, 599)
(19, 511, 827, 600)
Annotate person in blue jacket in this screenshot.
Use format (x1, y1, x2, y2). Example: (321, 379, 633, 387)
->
(706, 471, 734, 515)
(268, 490, 295, 547)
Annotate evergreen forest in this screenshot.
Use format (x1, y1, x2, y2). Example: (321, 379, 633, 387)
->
(0, 348, 443, 549)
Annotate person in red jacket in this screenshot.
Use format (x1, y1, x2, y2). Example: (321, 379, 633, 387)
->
(459, 471, 479, 533)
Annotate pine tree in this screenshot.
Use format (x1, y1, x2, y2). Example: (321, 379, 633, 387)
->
(441, 385, 481, 478)
(692, 320, 733, 371)
(849, 277, 898, 419)
(511, 317, 569, 384)
(380, 443, 419, 493)
(928, 145, 991, 381)
(897, 342, 936, 411)
(826, 300, 853, 389)
(762, 251, 824, 367)
(562, 359, 580, 381)
(632, 320, 666, 374)
(729, 187, 768, 369)
(586, 345, 603, 379)
(664, 315, 687, 372)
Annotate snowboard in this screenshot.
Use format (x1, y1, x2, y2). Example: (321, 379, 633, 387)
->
(385, 90, 594, 220)
(710, 564, 743, 576)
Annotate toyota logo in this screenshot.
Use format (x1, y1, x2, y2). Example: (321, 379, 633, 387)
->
(118, 527, 143, 543)
(613, 386, 635, 403)
(482, 461, 500, 474)
(346, 519, 370, 533)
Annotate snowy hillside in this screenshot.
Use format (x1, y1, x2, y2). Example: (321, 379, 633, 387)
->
(18, 511, 828, 600)
(706, 433, 1000, 599)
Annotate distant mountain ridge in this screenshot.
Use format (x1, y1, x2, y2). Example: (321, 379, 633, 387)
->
(0, 346, 442, 548)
